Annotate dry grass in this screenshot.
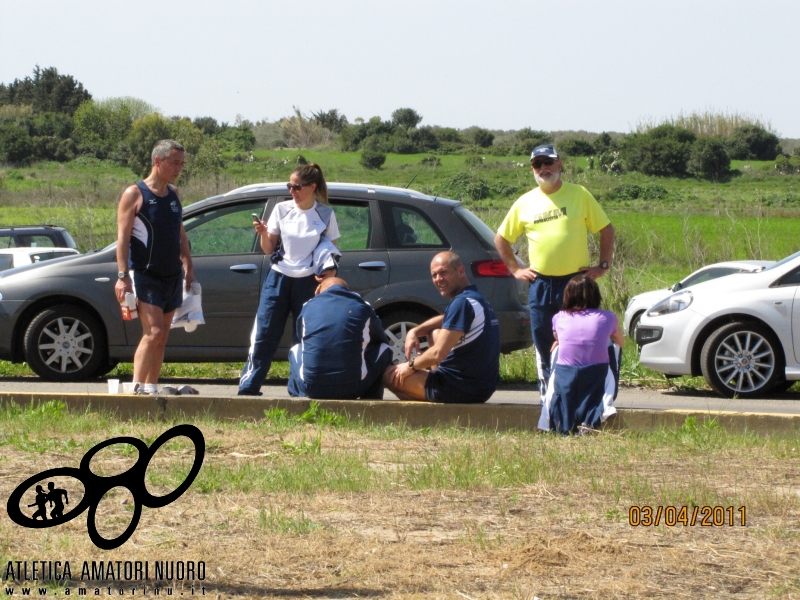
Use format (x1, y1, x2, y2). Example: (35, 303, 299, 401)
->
(1, 416, 799, 599)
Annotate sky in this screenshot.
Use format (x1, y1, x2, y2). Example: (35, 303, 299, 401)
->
(1, 0, 799, 137)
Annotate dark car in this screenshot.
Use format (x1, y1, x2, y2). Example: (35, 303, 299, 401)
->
(0, 183, 532, 381)
(0, 226, 78, 250)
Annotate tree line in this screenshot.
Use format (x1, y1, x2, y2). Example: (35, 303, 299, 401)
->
(1, 66, 797, 180)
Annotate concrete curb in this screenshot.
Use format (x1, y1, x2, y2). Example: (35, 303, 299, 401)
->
(1, 392, 799, 435)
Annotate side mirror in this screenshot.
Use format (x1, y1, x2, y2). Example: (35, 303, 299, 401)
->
(671, 282, 683, 292)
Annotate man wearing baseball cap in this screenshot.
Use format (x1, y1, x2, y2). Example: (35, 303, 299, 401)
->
(494, 144, 615, 395)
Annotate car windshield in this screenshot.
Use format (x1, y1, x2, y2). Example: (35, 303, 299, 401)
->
(765, 250, 800, 271)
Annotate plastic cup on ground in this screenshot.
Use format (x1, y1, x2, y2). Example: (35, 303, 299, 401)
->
(122, 382, 136, 394)
(107, 379, 120, 394)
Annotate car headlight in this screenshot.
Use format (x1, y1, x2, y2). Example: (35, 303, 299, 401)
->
(647, 290, 693, 317)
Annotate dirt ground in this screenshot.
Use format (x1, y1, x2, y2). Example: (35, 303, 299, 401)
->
(2, 422, 799, 599)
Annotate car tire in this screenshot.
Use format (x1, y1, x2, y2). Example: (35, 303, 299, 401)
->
(700, 321, 783, 399)
(380, 310, 433, 365)
(628, 311, 644, 341)
(23, 305, 108, 382)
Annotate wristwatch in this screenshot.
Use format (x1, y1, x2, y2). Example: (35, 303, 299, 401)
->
(117, 271, 128, 280)
(408, 356, 417, 370)
(600, 261, 610, 270)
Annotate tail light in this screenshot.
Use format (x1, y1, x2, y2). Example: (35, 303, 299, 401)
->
(471, 259, 512, 277)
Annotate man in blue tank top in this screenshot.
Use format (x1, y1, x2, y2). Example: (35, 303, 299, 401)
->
(288, 277, 393, 399)
(115, 140, 196, 395)
(384, 252, 501, 403)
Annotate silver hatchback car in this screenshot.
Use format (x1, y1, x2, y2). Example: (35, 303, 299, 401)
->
(0, 183, 532, 381)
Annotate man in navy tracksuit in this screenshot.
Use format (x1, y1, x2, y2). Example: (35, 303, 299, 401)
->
(384, 252, 500, 403)
(288, 277, 393, 399)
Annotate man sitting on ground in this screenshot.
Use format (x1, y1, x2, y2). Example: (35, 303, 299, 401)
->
(384, 251, 501, 403)
(288, 277, 393, 399)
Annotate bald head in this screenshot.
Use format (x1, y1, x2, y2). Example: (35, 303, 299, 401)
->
(316, 277, 349, 295)
(430, 252, 469, 299)
(431, 251, 463, 270)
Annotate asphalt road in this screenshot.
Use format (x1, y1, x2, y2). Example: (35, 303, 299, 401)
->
(1, 378, 800, 414)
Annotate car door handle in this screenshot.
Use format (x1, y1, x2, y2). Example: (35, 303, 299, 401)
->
(358, 261, 387, 271)
(230, 264, 259, 273)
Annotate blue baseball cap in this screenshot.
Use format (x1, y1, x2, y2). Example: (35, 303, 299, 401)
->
(531, 145, 559, 160)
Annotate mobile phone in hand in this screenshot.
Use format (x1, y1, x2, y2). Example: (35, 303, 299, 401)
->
(252, 213, 261, 222)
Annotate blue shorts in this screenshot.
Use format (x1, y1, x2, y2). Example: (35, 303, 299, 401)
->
(133, 270, 183, 313)
(424, 370, 493, 404)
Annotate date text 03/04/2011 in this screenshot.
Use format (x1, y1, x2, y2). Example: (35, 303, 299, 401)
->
(628, 506, 746, 527)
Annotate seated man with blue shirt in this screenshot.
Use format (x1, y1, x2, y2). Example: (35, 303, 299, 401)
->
(384, 252, 501, 403)
(288, 277, 393, 399)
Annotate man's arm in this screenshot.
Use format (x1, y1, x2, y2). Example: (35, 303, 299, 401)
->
(114, 185, 141, 303)
(392, 327, 463, 388)
(580, 223, 615, 280)
(404, 314, 445, 359)
(494, 233, 536, 283)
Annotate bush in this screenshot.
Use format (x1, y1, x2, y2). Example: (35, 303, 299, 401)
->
(621, 124, 695, 177)
(593, 132, 615, 154)
(437, 172, 490, 201)
(391, 108, 422, 129)
(559, 138, 594, 156)
(687, 137, 730, 181)
(310, 109, 348, 133)
(775, 155, 800, 175)
(0, 124, 34, 163)
(471, 128, 494, 148)
(126, 113, 173, 177)
(611, 183, 668, 201)
(726, 125, 781, 160)
(420, 155, 441, 167)
(513, 128, 552, 155)
(360, 149, 386, 170)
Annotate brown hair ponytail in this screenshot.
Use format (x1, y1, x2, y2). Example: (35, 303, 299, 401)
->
(292, 163, 329, 205)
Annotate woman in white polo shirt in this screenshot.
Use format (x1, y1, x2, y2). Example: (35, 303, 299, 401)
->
(238, 163, 340, 395)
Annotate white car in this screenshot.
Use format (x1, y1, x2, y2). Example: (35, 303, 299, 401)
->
(623, 260, 774, 339)
(0, 248, 80, 273)
(636, 250, 800, 398)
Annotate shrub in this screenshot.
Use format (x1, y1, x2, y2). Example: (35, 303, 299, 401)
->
(420, 155, 441, 167)
(611, 183, 668, 201)
(126, 113, 173, 177)
(687, 137, 730, 181)
(391, 108, 423, 129)
(470, 128, 494, 148)
(437, 172, 490, 201)
(775, 155, 800, 175)
(593, 132, 616, 154)
(621, 124, 695, 177)
(0, 124, 34, 163)
(360, 149, 386, 170)
(559, 138, 594, 156)
(310, 109, 348, 133)
(726, 125, 781, 160)
(465, 155, 484, 167)
(513, 128, 552, 155)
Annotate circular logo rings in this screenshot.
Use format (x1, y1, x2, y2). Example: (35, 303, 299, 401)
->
(7, 424, 205, 550)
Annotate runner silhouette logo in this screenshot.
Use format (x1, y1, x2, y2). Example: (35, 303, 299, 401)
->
(6, 424, 205, 550)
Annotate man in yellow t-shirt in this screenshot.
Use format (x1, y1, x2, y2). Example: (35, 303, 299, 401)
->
(494, 144, 615, 394)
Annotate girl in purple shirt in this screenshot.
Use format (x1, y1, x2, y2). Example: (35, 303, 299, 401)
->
(546, 275, 624, 434)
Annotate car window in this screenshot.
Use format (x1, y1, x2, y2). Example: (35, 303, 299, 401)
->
(330, 201, 371, 250)
(184, 202, 265, 255)
(682, 267, 739, 287)
(383, 204, 447, 249)
(18, 235, 56, 248)
(0, 255, 13, 271)
(775, 268, 800, 287)
(0, 236, 12, 249)
(31, 251, 74, 262)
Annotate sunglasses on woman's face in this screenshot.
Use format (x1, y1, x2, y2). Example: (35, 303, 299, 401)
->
(286, 182, 309, 191)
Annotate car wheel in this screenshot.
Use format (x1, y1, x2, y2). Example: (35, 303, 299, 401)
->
(381, 310, 432, 365)
(23, 305, 108, 382)
(700, 321, 783, 398)
(629, 311, 644, 341)
(771, 379, 795, 393)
